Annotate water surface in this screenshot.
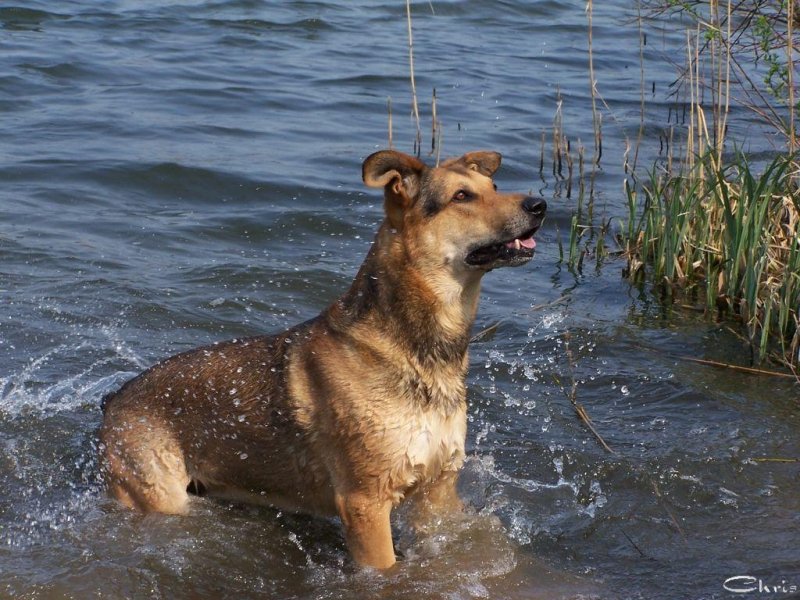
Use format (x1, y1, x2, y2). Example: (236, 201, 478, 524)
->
(1, 2, 798, 599)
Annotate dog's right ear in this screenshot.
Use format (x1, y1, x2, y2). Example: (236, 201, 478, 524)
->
(362, 150, 425, 190)
(363, 150, 426, 228)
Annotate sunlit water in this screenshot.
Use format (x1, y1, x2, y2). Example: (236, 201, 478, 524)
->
(1, 2, 798, 599)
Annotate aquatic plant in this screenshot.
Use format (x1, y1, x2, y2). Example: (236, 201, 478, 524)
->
(620, 1, 800, 370)
(623, 152, 800, 368)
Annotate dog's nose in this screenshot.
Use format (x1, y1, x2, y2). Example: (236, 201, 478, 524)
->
(522, 196, 547, 216)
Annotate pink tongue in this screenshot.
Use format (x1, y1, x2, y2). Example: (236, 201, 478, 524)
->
(505, 237, 536, 250)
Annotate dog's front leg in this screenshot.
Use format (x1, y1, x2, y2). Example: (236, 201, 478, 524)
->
(422, 470, 463, 512)
(335, 492, 396, 569)
(410, 470, 464, 532)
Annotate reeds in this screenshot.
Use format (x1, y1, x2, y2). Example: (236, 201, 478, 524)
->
(544, 110, 605, 274)
(624, 152, 800, 367)
(622, 1, 800, 369)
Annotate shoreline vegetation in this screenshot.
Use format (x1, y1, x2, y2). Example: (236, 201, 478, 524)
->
(400, 1, 799, 375)
(541, 1, 799, 374)
(622, 1, 799, 372)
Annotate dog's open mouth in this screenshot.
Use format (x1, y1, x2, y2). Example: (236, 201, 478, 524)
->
(465, 228, 539, 268)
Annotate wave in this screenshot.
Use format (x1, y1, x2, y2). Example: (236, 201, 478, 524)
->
(0, 325, 145, 417)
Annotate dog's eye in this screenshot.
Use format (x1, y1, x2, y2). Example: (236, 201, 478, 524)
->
(452, 190, 472, 203)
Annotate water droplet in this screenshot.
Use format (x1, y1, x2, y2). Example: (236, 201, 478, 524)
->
(239, 453, 248, 460)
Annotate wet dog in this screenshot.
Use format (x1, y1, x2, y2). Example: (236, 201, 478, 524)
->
(100, 150, 546, 569)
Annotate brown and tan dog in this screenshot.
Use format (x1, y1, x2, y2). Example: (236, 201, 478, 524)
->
(99, 149, 546, 569)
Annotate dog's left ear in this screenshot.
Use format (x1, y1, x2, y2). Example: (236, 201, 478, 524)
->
(449, 151, 502, 178)
(363, 150, 426, 228)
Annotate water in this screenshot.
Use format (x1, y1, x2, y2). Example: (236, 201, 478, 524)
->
(1, 2, 798, 599)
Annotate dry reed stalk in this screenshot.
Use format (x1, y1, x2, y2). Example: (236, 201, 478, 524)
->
(702, 0, 732, 161)
(578, 143, 586, 209)
(387, 97, 393, 149)
(562, 333, 615, 454)
(721, 0, 731, 159)
(434, 115, 442, 166)
(649, 479, 687, 540)
(633, 0, 646, 173)
(405, 0, 422, 156)
(553, 93, 564, 179)
(430, 87, 437, 159)
(429, 87, 443, 165)
(583, 0, 604, 207)
(788, 0, 796, 154)
(539, 131, 546, 176)
(469, 321, 502, 344)
(689, 25, 706, 163)
(667, 124, 675, 174)
(565, 135, 574, 198)
(679, 356, 798, 378)
(530, 296, 570, 312)
(688, 28, 697, 168)
(619, 528, 651, 559)
(586, 0, 601, 169)
(623, 137, 631, 175)
(710, 0, 719, 146)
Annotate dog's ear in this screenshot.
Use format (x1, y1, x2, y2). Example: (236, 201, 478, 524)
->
(363, 150, 426, 227)
(363, 150, 426, 190)
(447, 151, 502, 178)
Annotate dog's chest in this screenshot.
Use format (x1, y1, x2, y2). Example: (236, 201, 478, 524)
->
(385, 405, 466, 501)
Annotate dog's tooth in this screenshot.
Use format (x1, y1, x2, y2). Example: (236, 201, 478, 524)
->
(514, 239, 521, 250)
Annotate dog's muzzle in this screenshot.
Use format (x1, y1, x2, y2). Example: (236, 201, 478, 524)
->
(464, 196, 547, 269)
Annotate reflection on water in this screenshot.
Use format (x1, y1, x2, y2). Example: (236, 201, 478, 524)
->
(1, 1, 798, 599)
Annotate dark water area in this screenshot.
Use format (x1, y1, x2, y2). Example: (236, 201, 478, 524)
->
(1, 1, 798, 599)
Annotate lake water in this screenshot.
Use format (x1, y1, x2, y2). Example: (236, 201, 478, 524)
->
(1, 1, 798, 599)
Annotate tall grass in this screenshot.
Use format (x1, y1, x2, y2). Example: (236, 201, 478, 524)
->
(621, 0, 800, 369)
(624, 153, 800, 367)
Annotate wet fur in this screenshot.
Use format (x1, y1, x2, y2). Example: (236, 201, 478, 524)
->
(100, 150, 545, 569)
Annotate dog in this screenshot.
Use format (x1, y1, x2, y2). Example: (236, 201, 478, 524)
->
(99, 149, 546, 569)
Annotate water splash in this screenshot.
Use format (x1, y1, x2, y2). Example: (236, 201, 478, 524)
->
(0, 325, 145, 416)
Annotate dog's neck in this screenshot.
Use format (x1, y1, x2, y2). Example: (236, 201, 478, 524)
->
(326, 221, 483, 369)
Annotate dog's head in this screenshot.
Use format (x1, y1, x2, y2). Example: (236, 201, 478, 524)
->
(363, 149, 546, 272)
